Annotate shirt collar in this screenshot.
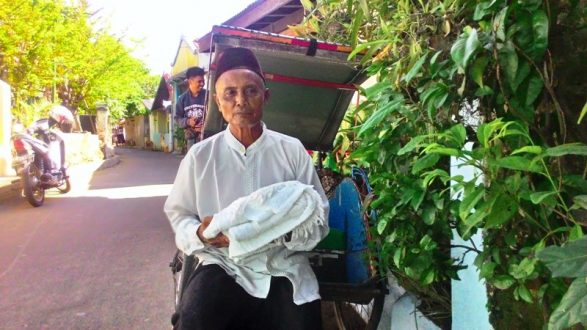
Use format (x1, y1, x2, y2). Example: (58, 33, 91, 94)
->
(224, 122, 267, 155)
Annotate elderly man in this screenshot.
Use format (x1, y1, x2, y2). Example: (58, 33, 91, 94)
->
(164, 47, 329, 330)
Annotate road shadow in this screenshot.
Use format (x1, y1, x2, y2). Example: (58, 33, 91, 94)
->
(88, 148, 182, 190)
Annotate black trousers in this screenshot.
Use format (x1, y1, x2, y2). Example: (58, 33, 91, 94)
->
(173, 264, 322, 330)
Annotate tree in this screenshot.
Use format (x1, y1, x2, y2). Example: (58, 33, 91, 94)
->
(0, 0, 157, 124)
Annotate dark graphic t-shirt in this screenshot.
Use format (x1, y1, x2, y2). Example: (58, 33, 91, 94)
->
(176, 89, 206, 139)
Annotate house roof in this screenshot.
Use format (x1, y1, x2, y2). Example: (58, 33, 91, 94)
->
(142, 99, 154, 110)
(170, 37, 200, 78)
(151, 74, 172, 111)
(196, 0, 304, 52)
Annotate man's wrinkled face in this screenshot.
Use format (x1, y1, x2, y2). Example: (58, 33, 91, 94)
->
(188, 75, 205, 94)
(214, 69, 269, 129)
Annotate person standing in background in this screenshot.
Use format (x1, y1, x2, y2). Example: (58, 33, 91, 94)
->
(175, 66, 207, 151)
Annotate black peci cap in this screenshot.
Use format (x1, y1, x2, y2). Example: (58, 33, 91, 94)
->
(214, 47, 264, 84)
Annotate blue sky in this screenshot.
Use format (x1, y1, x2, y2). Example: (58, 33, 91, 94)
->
(87, 0, 256, 74)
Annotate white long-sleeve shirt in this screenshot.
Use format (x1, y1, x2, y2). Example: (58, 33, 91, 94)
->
(164, 124, 329, 304)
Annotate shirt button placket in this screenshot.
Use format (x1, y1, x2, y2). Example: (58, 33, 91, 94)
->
(244, 150, 254, 194)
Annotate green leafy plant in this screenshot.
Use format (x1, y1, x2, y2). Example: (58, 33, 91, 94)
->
(537, 236, 587, 330)
(295, 0, 587, 328)
(14, 99, 55, 127)
(173, 125, 186, 151)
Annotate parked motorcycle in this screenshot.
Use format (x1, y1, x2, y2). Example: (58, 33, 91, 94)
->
(11, 114, 71, 207)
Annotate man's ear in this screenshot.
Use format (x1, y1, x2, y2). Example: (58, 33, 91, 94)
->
(214, 93, 221, 111)
(264, 88, 270, 103)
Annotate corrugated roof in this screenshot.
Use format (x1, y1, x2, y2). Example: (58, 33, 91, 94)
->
(196, 0, 304, 52)
(142, 99, 154, 110)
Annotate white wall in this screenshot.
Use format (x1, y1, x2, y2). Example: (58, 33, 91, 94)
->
(0, 80, 13, 176)
(450, 143, 492, 330)
(378, 275, 440, 330)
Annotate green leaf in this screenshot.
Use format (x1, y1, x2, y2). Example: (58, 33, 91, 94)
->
(537, 236, 587, 277)
(422, 206, 436, 225)
(349, 8, 364, 49)
(510, 14, 533, 49)
(364, 81, 391, 99)
(424, 146, 460, 157)
(530, 10, 549, 59)
(422, 169, 450, 187)
(493, 7, 508, 42)
(462, 195, 495, 238)
(411, 189, 426, 211)
(530, 191, 557, 204)
(505, 173, 522, 193)
(398, 135, 428, 155)
(464, 29, 481, 69)
(569, 225, 584, 241)
(492, 248, 502, 266)
(511, 145, 543, 155)
(512, 62, 531, 92)
(450, 34, 467, 71)
(348, 39, 392, 60)
(393, 248, 404, 267)
(419, 234, 436, 251)
(358, 98, 401, 136)
(475, 85, 494, 97)
(578, 101, 587, 124)
(300, 0, 314, 11)
(379, 15, 390, 36)
(459, 187, 485, 221)
(518, 284, 534, 303)
(510, 258, 537, 280)
(412, 153, 441, 174)
(429, 52, 446, 77)
(500, 41, 519, 90)
(358, 0, 369, 19)
(545, 143, 587, 157)
(403, 52, 428, 84)
(477, 122, 493, 148)
(493, 274, 516, 290)
(446, 124, 467, 145)
(571, 195, 587, 210)
(479, 261, 497, 279)
(547, 277, 587, 330)
(525, 74, 544, 106)
(485, 193, 518, 228)
(430, 50, 442, 64)
(490, 156, 543, 173)
(474, 1, 497, 20)
(377, 218, 388, 235)
(470, 56, 489, 87)
(421, 269, 435, 285)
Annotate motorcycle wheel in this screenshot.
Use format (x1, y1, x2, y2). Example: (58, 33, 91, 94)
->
(23, 164, 45, 207)
(57, 178, 71, 193)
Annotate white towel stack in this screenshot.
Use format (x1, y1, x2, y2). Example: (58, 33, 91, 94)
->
(202, 181, 326, 262)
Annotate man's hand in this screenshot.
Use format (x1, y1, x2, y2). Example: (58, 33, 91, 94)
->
(187, 117, 197, 127)
(197, 216, 230, 248)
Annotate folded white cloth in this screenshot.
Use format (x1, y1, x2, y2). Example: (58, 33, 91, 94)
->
(203, 181, 326, 261)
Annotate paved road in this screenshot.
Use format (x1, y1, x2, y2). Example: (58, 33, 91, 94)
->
(0, 148, 182, 329)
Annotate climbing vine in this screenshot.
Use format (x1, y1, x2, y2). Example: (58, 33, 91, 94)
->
(294, 0, 587, 329)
